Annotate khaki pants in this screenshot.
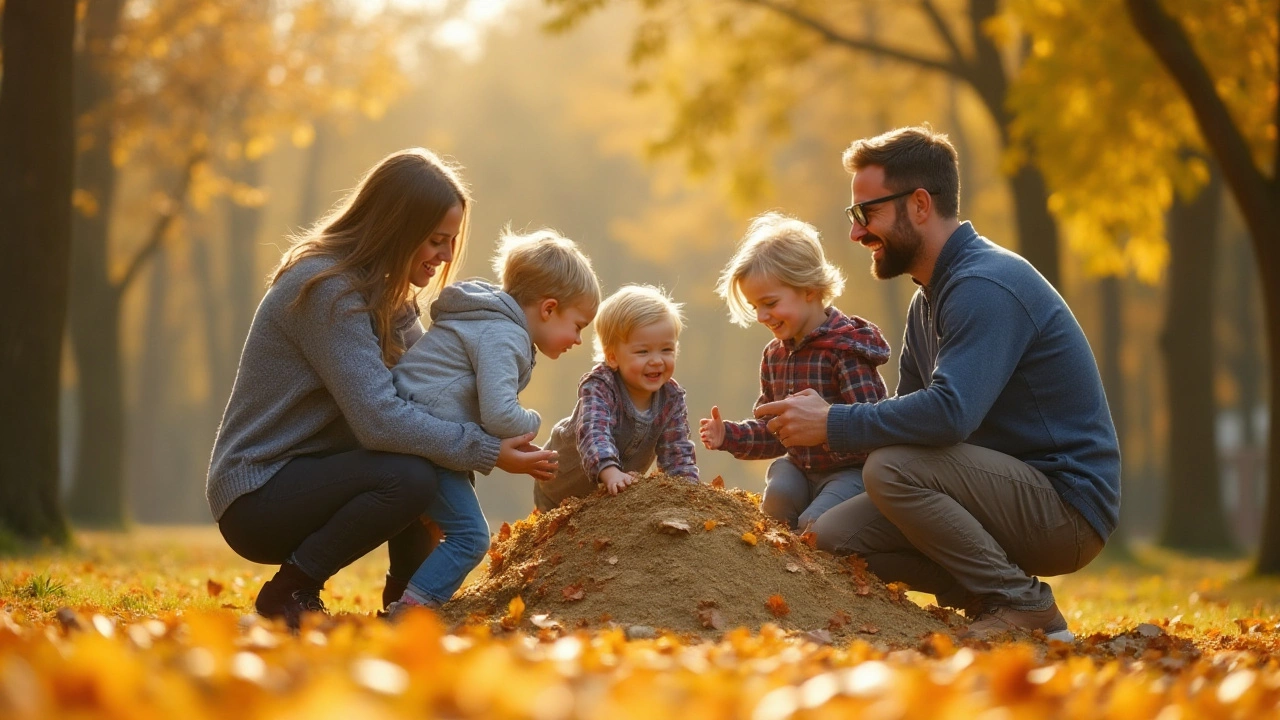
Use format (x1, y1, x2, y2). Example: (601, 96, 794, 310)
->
(810, 443, 1105, 612)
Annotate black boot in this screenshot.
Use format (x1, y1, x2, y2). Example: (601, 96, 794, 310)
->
(382, 573, 410, 611)
(255, 562, 327, 630)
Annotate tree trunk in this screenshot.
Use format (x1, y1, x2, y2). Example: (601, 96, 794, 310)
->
(1098, 275, 1132, 555)
(129, 248, 170, 522)
(0, 0, 76, 544)
(1255, 271, 1280, 572)
(64, 0, 128, 527)
(1157, 165, 1233, 551)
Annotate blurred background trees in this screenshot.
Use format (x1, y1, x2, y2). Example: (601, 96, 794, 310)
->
(0, 0, 1271, 569)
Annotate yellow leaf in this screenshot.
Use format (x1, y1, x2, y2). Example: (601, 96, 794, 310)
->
(740, 532, 757, 546)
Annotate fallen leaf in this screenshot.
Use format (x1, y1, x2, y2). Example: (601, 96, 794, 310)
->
(798, 532, 818, 549)
(886, 582, 909, 603)
(658, 519, 691, 534)
(704, 520, 719, 531)
(206, 579, 224, 598)
(711, 475, 725, 489)
(497, 522, 512, 543)
(501, 595, 525, 631)
(562, 584, 585, 602)
(858, 623, 880, 635)
(529, 613, 559, 630)
(697, 607, 725, 630)
(606, 556, 618, 565)
(785, 563, 801, 573)
(741, 533, 758, 546)
(828, 610, 851, 631)
(765, 594, 790, 618)
(593, 537, 612, 551)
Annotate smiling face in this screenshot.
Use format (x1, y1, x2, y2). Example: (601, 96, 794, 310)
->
(737, 272, 827, 345)
(408, 204, 463, 288)
(605, 317, 679, 410)
(528, 298, 596, 359)
(848, 167, 924, 280)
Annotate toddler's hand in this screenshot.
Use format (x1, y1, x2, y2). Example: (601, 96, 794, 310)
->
(699, 406, 726, 450)
(600, 466, 636, 496)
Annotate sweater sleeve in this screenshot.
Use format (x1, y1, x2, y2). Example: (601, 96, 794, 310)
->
(576, 376, 622, 482)
(465, 327, 541, 438)
(720, 351, 786, 459)
(283, 274, 501, 472)
(828, 277, 1037, 453)
(656, 389, 699, 481)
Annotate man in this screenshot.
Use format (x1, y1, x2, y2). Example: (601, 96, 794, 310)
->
(757, 126, 1119, 642)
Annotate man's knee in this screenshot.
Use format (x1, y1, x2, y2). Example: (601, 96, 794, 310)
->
(862, 445, 917, 501)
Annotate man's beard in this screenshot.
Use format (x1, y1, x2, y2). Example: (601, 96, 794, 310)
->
(870, 211, 924, 280)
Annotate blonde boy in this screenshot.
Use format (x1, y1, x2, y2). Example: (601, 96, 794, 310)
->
(388, 229, 600, 615)
(534, 285, 699, 511)
(700, 212, 889, 532)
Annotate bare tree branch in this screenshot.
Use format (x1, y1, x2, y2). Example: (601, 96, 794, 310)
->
(739, 0, 963, 77)
(116, 151, 205, 294)
(918, 0, 968, 70)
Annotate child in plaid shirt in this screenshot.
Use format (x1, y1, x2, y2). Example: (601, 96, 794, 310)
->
(700, 212, 889, 532)
(534, 285, 699, 511)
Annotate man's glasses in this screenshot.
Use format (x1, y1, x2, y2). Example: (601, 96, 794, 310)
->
(844, 189, 918, 227)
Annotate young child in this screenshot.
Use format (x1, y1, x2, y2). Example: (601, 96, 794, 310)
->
(388, 228, 601, 615)
(534, 284, 699, 511)
(699, 212, 890, 532)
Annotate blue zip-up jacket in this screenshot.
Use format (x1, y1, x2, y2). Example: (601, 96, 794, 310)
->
(827, 222, 1120, 540)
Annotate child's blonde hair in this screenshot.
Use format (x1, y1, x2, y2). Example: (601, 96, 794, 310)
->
(592, 285, 685, 363)
(492, 228, 602, 310)
(715, 211, 845, 327)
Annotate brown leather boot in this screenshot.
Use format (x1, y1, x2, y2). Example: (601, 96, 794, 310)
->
(255, 562, 327, 630)
(961, 602, 1073, 642)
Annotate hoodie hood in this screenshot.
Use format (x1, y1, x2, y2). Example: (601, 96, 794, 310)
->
(429, 279, 528, 330)
(793, 307, 891, 367)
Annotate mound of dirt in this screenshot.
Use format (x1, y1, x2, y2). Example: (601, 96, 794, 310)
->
(444, 474, 958, 648)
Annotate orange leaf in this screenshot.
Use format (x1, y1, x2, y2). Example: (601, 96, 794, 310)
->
(704, 520, 719, 531)
(799, 532, 818, 549)
(886, 582, 909, 603)
(562, 584, 585, 602)
(497, 522, 512, 543)
(711, 475, 725, 489)
(828, 609, 851, 631)
(741, 532, 758, 546)
(858, 623, 879, 635)
(593, 537, 612, 551)
(765, 594, 790, 618)
(206, 579, 224, 598)
(501, 595, 525, 630)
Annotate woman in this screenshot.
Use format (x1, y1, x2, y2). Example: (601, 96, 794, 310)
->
(207, 148, 556, 628)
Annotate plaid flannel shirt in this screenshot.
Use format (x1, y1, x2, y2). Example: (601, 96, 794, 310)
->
(721, 307, 890, 472)
(577, 364, 699, 482)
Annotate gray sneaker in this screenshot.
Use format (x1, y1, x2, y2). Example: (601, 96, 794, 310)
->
(383, 597, 442, 623)
(961, 602, 1074, 642)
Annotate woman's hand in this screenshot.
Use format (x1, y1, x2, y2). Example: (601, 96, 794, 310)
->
(496, 432, 558, 481)
(699, 406, 726, 450)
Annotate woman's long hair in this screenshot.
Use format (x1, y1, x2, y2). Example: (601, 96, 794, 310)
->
(272, 148, 471, 367)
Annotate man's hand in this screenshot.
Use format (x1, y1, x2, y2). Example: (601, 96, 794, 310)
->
(599, 466, 637, 495)
(753, 388, 831, 448)
(698, 406, 726, 450)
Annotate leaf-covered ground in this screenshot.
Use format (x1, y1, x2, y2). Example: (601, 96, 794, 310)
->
(2, 527, 1280, 719)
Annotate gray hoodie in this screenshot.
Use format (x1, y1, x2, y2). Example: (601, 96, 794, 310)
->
(393, 279, 541, 439)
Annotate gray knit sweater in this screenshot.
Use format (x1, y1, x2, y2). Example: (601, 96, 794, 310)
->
(205, 256, 502, 520)
(392, 280, 541, 439)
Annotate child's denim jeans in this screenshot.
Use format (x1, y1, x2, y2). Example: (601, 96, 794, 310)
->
(405, 468, 490, 605)
(760, 457, 866, 533)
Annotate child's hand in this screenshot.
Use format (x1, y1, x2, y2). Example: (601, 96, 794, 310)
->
(699, 406, 726, 450)
(600, 466, 636, 496)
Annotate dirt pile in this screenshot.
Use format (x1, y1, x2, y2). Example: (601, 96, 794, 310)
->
(444, 474, 958, 648)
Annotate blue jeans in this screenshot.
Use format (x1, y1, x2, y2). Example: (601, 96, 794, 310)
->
(405, 468, 490, 605)
(760, 457, 865, 532)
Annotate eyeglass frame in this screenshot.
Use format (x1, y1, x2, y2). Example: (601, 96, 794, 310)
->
(844, 188, 921, 227)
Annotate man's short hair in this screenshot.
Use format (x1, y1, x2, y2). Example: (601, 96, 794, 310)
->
(842, 125, 961, 219)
